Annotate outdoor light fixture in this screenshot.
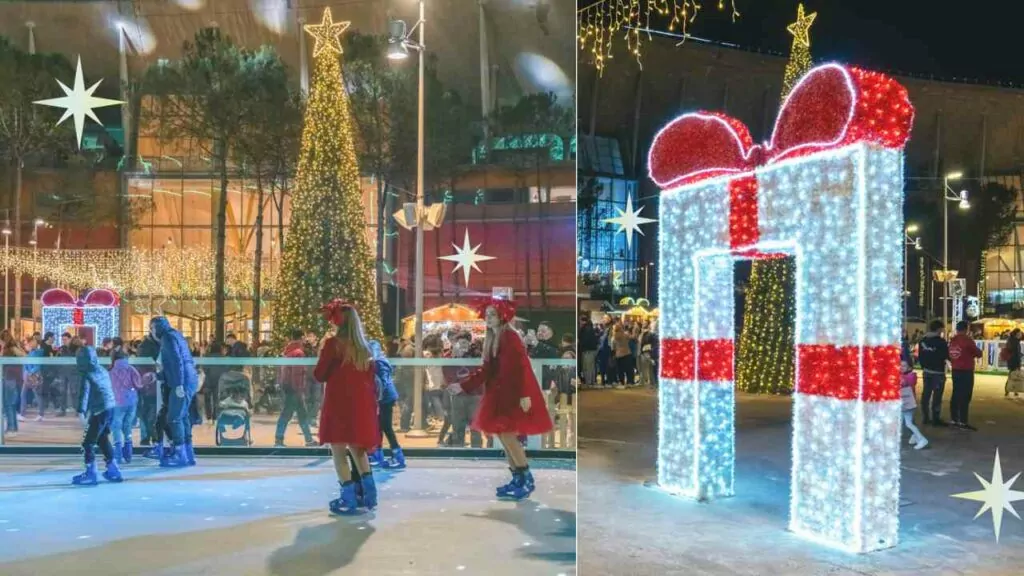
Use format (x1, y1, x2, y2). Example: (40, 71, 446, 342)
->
(905, 223, 919, 233)
(387, 18, 422, 60)
(946, 171, 963, 180)
(1, 220, 10, 236)
(34, 218, 45, 227)
(28, 231, 37, 246)
(914, 238, 922, 250)
(958, 190, 970, 210)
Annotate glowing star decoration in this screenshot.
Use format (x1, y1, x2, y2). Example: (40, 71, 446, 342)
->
(649, 63, 914, 553)
(439, 230, 496, 287)
(33, 56, 124, 149)
(951, 449, 1024, 542)
(303, 7, 350, 57)
(603, 194, 657, 249)
(786, 3, 817, 48)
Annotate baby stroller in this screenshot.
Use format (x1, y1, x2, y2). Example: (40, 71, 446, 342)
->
(215, 370, 252, 446)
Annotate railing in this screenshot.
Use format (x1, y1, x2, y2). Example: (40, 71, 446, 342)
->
(0, 357, 576, 452)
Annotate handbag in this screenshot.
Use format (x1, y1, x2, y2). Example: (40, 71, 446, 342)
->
(1007, 369, 1024, 394)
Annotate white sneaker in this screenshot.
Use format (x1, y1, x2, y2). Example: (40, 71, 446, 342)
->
(34, 416, 43, 422)
(615, 385, 626, 390)
(16, 414, 25, 422)
(914, 437, 929, 450)
(907, 436, 918, 446)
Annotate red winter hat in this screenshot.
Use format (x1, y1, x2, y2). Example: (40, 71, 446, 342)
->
(471, 296, 516, 324)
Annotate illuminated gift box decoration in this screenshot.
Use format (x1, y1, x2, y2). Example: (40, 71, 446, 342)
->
(40, 288, 120, 346)
(650, 63, 913, 553)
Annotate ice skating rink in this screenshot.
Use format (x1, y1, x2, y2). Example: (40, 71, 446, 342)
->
(0, 456, 576, 576)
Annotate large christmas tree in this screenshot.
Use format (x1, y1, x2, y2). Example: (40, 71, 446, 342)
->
(274, 8, 383, 341)
(736, 4, 815, 395)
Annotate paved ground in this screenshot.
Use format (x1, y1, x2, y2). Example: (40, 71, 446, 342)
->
(0, 456, 575, 576)
(578, 373, 1024, 576)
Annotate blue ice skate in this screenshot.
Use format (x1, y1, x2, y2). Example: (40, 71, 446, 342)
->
(123, 439, 133, 464)
(329, 481, 362, 515)
(103, 460, 124, 483)
(381, 447, 407, 470)
(160, 445, 189, 468)
(360, 473, 378, 510)
(369, 447, 384, 467)
(72, 462, 98, 486)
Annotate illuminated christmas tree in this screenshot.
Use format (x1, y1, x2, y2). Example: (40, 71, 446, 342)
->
(274, 8, 383, 341)
(736, 4, 815, 394)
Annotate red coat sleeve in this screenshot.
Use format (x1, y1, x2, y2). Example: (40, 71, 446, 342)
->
(460, 355, 489, 394)
(313, 339, 337, 383)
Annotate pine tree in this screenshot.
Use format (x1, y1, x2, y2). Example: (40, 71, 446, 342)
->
(736, 4, 815, 395)
(274, 8, 383, 342)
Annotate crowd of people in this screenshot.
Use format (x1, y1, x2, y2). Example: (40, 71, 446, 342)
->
(576, 315, 658, 390)
(0, 298, 561, 512)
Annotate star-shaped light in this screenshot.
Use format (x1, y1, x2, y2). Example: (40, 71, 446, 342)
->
(33, 56, 124, 149)
(786, 3, 817, 49)
(304, 7, 350, 57)
(602, 194, 656, 249)
(951, 448, 1024, 542)
(439, 230, 495, 286)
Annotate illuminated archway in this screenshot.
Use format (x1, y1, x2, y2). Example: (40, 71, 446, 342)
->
(649, 63, 914, 553)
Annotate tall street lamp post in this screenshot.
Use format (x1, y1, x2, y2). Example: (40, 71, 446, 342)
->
(904, 225, 921, 329)
(388, 1, 430, 438)
(942, 172, 969, 334)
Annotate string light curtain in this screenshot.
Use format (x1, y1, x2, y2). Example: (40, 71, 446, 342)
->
(0, 246, 275, 299)
(577, 0, 740, 74)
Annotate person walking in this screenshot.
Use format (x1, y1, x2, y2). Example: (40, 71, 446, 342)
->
(612, 323, 634, 389)
(275, 330, 317, 447)
(917, 320, 949, 426)
(1, 331, 25, 436)
(1004, 328, 1023, 397)
(369, 339, 405, 469)
(899, 358, 928, 449)
(150, 317, 199, 467)
(948, 320, 982, 431)
(72, 346, 122, 485)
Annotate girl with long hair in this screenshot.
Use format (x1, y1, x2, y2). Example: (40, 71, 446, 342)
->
(452, 297, 553, 500)
(314, 299, 380, 515)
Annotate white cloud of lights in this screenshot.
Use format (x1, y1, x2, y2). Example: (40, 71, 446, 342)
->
(657, 144, 904, 553)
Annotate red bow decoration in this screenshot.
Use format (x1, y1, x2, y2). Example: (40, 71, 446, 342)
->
(320, 298, 355, 327)
(40, 288, 120, 326)
(471, 297, 517, 324)
(648, 64, 914, 190)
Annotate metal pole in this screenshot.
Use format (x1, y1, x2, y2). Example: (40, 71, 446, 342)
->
(408, 0, 429, 438)
(903, 241, 908, 329)
(32, 237, 37, 334)
(3, 233, 8, 332)
(943, 178, 949, 336)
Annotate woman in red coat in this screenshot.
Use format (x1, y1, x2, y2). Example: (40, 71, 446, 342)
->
(314, 300, 379, 515)
(453, 297, 553, 500)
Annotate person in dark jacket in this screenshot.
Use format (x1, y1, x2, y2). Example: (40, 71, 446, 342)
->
(916, 319, 949, 426)
(39, 332, 58, 417)
(275, 330, 316, 447)
(57, 333, 80, 417)
(368, 339, 405, 469)
(201, 342, 228, 422)
(73, 346, 122, 485)
(136, 335, 161, 448)
(151, 316, 199, 467)
(1005, 328, 1023, 397)
(578, 317, 599, 388)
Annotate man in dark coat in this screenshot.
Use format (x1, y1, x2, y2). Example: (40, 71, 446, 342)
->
(150, 317, 199, 467)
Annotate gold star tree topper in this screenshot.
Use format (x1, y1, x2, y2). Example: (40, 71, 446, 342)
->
(304, 7, 351, 57)
(786, 3, 817, 48)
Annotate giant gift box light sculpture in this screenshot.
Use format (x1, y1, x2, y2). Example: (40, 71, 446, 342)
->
(40, 288, 120, 345)
(649, 63, 914, 553)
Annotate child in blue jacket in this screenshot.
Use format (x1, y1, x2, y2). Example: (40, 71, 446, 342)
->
(368, 340, 405, 469)
(73, 346, 123, 485)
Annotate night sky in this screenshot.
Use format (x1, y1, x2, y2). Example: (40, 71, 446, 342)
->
(580, 0, 1024, 85)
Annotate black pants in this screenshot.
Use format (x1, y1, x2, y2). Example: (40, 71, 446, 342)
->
(379, 401, 401, 450)
(921, 372, 945, 421)
(138, 394, 158, 444)
(615, 355, 635, 385)
(950, 370, 975, 425)
(82, 409, 115, 465)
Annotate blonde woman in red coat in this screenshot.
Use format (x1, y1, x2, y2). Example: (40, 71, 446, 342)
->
(314, 300, 380, 515)
(451, 297, 553, 500)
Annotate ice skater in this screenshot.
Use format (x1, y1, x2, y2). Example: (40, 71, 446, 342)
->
(314, 300, 380, 515)
(900, 359, 929, 450)
(368, 339, 405, 469)
(451, 297, 553, 500)
(150, 317, 199, 467)
(72, 346, 123, 485)
(109, 349, 142, 464)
